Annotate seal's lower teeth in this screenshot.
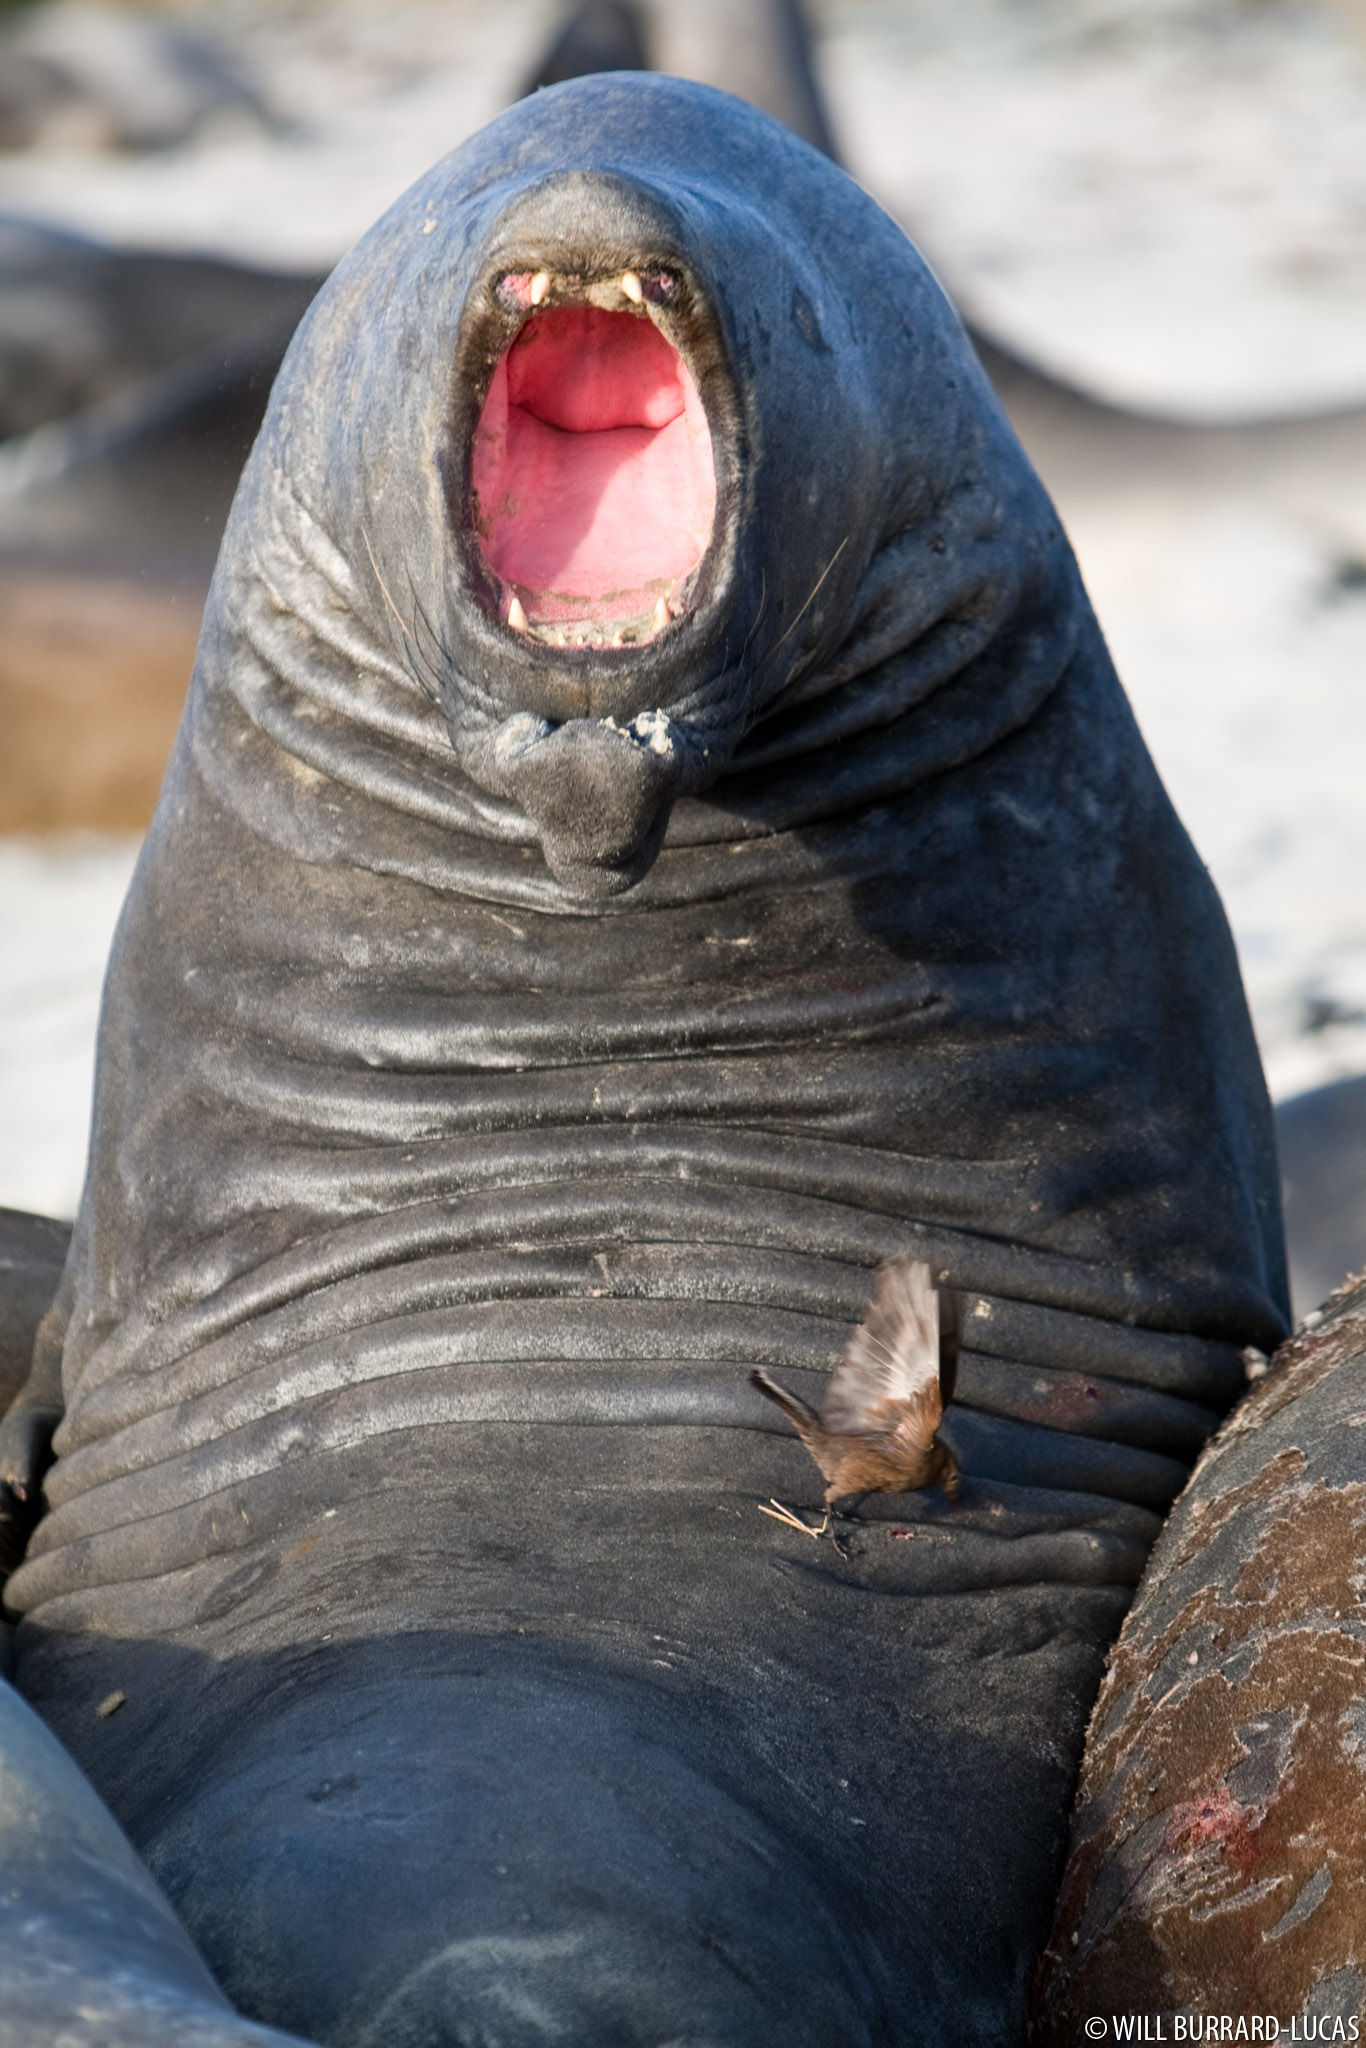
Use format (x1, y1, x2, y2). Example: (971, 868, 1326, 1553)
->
(523, 611, 669, 650)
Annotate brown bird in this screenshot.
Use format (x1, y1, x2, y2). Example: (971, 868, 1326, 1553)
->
(752, 1259, 960, 1509)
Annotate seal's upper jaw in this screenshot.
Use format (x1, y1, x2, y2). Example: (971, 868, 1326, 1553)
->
(472, 269, 716, 654)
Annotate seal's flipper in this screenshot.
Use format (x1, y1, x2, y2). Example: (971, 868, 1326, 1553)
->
(0, 1675, 307, 2046)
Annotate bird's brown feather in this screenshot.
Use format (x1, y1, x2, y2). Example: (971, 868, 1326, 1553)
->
(822, 1258, 944, 1442)
(749, 1258, 961, 1507)
(749, 1368, 820, 1438)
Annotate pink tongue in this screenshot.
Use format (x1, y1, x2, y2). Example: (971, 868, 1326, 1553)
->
(472, 307, 715, 628)
(507, 305, 686, 432)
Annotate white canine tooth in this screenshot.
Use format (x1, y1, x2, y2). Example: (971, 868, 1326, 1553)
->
(620, 271, 644, 304)
(507, 595, 529, 633)
(529, 271, 551, 307)
(612, 631, 624, 648)
(651, 596, 670, 634)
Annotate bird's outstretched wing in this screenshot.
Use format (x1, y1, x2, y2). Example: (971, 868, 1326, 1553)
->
(821, 1259, 951, 1441)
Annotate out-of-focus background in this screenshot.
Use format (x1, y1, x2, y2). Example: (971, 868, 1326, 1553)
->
(0, 0, 1363, 1311)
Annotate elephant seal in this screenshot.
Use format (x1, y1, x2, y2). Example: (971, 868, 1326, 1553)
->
(1276, 1075, 1366, 1319)
(1033, 1274, 1366, 2039)
(640, 0, 837, 159)
(0, 75, 1287, 2047)
(521, 2, 651, 97)
(0, 1673, 304, 2046)
(0, 1208, 68, 1423)
(0, 1208, 70, 1597)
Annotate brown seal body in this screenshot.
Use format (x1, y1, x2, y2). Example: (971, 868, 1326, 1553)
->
(1034, 1277, 1366, 2040)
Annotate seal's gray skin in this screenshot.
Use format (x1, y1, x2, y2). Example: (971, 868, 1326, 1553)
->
(522, 1, 651, 97)
(1034, 1276, 1366, 2038)
(0, 1675, 306, 2048)
(0, 1209, 67, 1420)
(1276, 1076, 1366, 1317)
(524, 1, 836, 161)
(0, 1210, 68, 1592)
(641, 0, 838, 160)
(1, 77, 1287, 2048)
(0, 219, 319, 446)
(0, 221, 322, 584)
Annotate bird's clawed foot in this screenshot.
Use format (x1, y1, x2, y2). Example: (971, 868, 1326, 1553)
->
(757, 1498, 872, 1556)
(826, 1495, 870, 1557)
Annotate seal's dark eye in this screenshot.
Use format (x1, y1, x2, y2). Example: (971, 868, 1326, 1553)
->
(471, 305, 714, 649)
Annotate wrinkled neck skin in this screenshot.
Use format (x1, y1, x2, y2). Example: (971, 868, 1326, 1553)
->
(212, 75, 1068, 901)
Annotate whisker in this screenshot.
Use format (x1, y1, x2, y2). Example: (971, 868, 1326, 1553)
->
(360, 527, 423, 673)
(737, 567, 768, 667)
(770, 536, 849, 659)
(406, 579, 455, 696)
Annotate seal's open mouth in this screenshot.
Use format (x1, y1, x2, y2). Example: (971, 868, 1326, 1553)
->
(471, 274, 716, 650)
